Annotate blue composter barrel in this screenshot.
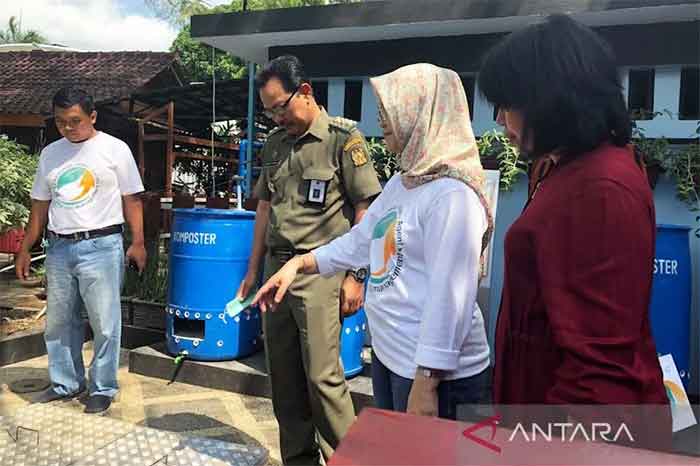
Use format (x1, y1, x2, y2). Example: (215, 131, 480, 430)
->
(340, 308, 367, 378)
(649, 224, 692, 388)
(167, 208, 260, 361)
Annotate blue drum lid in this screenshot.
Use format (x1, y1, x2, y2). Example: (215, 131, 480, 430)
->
(173, 208, 256, 219)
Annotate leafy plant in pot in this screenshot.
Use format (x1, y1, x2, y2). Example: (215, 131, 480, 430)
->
(366, 137, 398, 183)
(631, 122, 671, 190)
(477, 130, 526, 191)
(0, 136, 38, 234)
(665, 123, 700, 210)
(367, 131, 526, 191)
(122, 239, 168, 329)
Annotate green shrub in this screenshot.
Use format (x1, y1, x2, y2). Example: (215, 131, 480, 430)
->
(0, 136, 39, 233)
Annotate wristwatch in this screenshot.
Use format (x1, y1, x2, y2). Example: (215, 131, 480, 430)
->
(418, 367, 444, 379)
(351, 267, 368, 283)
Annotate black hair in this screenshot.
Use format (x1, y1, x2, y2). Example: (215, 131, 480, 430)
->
(255, 55, 309, 93)
(52, 87, 95, 115)
(478, 14, 631, 159)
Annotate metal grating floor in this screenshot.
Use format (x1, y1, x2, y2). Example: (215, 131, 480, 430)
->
(0, 404, 267, 466)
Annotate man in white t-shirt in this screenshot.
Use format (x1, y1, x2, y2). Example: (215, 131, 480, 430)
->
(16, 88, 146, 414)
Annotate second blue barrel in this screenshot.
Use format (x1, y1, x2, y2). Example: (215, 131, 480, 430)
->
(167, 208, 260, 361)
(341, 308, 367, 378)
(649, 224, 692, 388)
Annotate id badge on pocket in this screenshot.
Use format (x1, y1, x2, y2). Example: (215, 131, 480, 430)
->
(307, 179, 328, 205)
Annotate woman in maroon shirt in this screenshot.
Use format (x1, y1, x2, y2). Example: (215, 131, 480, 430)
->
(478, 15, 671, 447)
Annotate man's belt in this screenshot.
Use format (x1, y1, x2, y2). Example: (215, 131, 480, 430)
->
(270, 247, 311, 261)
(48, 224, 124, 241)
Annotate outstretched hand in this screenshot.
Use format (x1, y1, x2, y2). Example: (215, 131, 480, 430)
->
(252, 257, 301, 312)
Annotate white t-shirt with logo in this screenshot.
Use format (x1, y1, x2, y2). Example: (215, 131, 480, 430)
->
(314, 174, 491, 380)
(31, 131, 144, 234)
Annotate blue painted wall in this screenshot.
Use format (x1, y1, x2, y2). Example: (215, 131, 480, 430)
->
(485, 175, 699, 396)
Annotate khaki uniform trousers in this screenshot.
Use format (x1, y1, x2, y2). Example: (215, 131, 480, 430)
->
(263, 254, 356, 465)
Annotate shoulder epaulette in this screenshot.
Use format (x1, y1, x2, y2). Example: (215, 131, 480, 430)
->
(328, 116, 358, 133)
(267, 126, 285, 137)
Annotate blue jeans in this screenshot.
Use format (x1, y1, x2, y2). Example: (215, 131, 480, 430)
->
(44, 233, 124, 398)
(371, 352, 491, 420)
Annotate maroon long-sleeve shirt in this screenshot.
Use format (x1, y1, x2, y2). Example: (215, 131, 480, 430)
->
(493, 143, 670, 445)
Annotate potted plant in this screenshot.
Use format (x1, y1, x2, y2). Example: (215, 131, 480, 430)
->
(367, 131, 526, 192)
(477, 130, 527, 191)
(665, 128, 699, 210)
(0, 136, 38, 251)
(122, 240, 168, 330)
(631, 122, 671, 190)
(366, 137, 398, 183)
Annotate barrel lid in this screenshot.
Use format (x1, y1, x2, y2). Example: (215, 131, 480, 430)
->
(657, 224, 692, 231)
(173, 208, 255, 218)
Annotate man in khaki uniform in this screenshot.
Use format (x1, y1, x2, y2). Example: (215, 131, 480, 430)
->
(237, 55, 382, 465)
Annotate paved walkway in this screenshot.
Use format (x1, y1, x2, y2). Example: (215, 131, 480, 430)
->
(0, 343, 282, 465)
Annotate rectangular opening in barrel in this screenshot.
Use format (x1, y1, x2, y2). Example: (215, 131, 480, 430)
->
(173, 317, 205, 339)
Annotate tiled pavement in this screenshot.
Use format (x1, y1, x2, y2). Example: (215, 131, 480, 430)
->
(0, 343, 282, 465)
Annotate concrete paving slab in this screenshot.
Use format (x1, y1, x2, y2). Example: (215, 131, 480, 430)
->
(0, 346, 283, 465)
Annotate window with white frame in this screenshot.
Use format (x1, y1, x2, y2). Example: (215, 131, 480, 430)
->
(628, 68, 655, 120)
(679, 67, 699, 120)
(311, 80, 328, 111)
(459, 74, 476, 121)
(344, 80, 363, 122)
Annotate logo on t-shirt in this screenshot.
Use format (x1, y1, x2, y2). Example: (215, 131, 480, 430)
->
(369, 208, 404, 292)
(54, 165, 97, 208)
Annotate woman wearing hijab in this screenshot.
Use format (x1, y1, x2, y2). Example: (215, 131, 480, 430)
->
(253, 63, 493, 419)
(479, 15, 670, 448)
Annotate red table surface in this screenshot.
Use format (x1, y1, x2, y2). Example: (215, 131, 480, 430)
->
(328, 408, 698, 466)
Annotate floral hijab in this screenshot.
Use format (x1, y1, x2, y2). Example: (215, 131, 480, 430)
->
(370, 63, 494, 255)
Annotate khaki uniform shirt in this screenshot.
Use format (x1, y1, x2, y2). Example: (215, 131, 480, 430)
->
(254, 110, 382, 251)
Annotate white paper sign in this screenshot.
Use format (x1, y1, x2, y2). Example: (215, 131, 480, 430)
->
(479, 170, 500, 287)
(658, 354, 697, 433)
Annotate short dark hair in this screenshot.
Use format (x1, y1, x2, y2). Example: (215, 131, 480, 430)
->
(255, 55, 309, 93)
(477, 14, 631, 160)
(52, 87, 95, 115)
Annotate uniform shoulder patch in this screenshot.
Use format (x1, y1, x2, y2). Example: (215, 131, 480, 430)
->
(267, 126, 285, 137)
(343, 134, 369, 167)
(329, 116, 357, 133)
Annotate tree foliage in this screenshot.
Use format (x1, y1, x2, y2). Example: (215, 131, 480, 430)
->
(0, 136, 39, 233)
(0, 16, 48, 44)
(171, 25, 247, 82)
(163, 0, 360, 81)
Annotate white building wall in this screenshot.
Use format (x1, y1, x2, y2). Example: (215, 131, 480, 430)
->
(472, 77, 499, 136)
(358, 77, 379, 137)
(621, 65, 700, 139)
(327, 78, 345, 118)
(326, 66, 699, 139)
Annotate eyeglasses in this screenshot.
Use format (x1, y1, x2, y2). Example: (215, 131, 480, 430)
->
(263, 88, 298, 119)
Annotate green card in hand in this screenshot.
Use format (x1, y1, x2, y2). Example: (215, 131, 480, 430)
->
(225, 292, 256, 318)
